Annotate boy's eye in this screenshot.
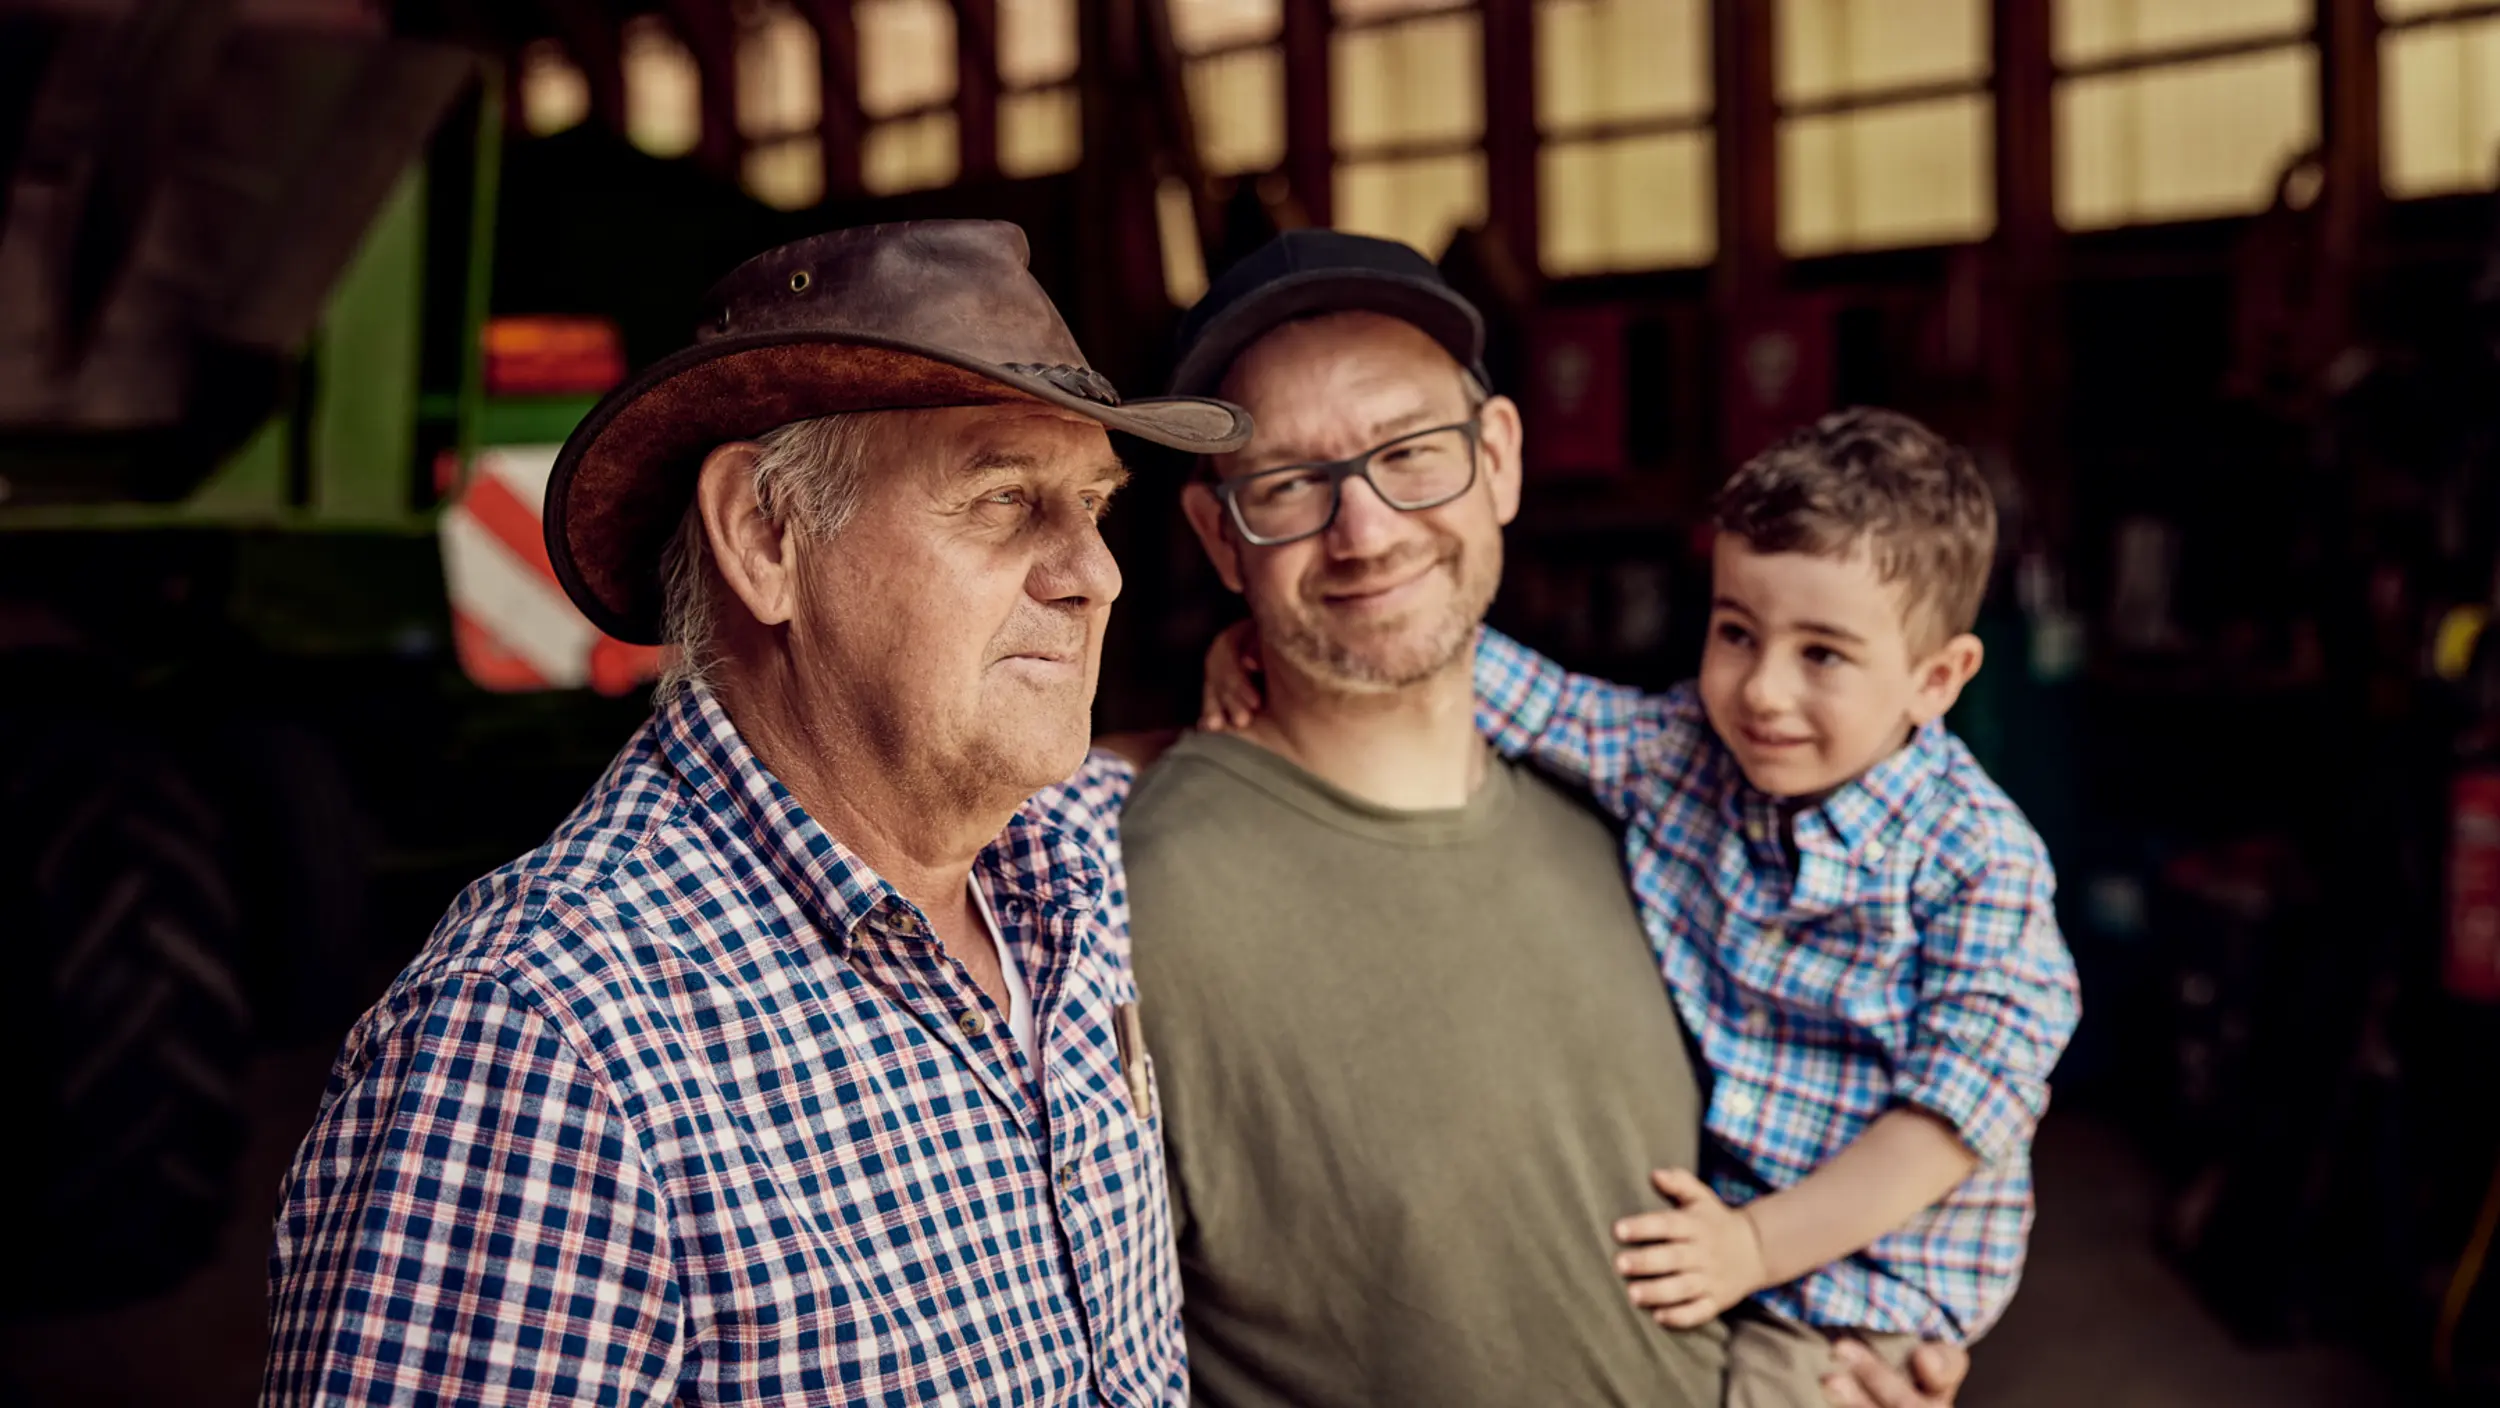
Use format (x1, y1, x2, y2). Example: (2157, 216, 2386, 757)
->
(1713, 621, 1753, 646)
(1803, 644, 1846, 666)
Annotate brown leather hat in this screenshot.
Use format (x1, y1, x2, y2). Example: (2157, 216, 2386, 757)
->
(543, 219, 1253, 645)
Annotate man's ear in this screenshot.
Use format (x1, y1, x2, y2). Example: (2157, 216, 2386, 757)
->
(1477, 393, 1524, 527)
(695, 442, 799, 628)
(1907, 632, 1984, 726)
(1181, 480, 1247, 595)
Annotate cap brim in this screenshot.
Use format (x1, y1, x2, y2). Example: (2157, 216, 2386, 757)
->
(545, 330, 1253, 645)
(1169, 267, 1488, 400)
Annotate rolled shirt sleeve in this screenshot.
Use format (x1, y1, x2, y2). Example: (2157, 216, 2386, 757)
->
(1895, 847, 2082, 1168)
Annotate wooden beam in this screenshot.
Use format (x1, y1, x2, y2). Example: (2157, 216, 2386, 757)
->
(955, 0, 1000, 179)
(1991, 0, 2066, 545)
(793, 0, 866, 196)
(1281, 0, 1332, 225)
(1481, 0, 1536, 270)
(661, 0, 741, 177)
(2318, 0, 2382, 219)
(1711, 0, 1777, 305)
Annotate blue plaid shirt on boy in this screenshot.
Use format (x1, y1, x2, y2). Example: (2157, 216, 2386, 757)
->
(1474, 629, 2079, 1342)
(265, 682, 1179, 1406)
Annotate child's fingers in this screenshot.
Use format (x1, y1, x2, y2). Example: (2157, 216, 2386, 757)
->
(1612, 1210, 1695, 1245)
(1647, 1295, 1724, 1330)
(1650, 1167, 1717, 1207)
(1613, 1242, 1701, 1279)
(1625, 1271, 1710, 1311)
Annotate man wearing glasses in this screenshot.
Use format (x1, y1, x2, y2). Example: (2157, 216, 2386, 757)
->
(1119, 231, 1968, 1407)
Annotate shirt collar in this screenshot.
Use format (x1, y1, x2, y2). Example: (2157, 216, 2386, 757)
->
(1796, 718, 1949, 865)
(655, 682, 1108, 951)
(1715, 717, 1949, 870)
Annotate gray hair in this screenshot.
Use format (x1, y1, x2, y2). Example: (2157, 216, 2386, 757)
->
(655, 413, 879, 694)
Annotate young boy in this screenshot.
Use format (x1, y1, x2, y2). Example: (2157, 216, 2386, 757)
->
(1202, 407, 2080, 1406)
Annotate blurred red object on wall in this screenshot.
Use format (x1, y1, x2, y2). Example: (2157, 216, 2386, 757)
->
(482, 315, 626, 397)
(2445, 770, 2500, 1003)
(1525, 307, 1627, 476)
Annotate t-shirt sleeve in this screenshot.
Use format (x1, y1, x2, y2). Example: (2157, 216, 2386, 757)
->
(1895, 826, 2082, 1168)
(264, 971, 682, 1406)
(1471, 625, 1691, 821)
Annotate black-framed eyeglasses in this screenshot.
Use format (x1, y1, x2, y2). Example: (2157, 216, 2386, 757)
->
(1212, 418, 1484, 547)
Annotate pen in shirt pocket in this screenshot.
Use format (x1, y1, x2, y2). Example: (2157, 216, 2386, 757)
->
(1113, 1001, 1151, 1114)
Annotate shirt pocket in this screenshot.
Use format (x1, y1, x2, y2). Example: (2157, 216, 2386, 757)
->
(1779, 909, 1918, 1031)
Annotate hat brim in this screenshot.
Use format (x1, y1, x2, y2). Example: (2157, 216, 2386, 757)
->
(544, 330, 1254, 645)
(1168, 267, 1489, 401)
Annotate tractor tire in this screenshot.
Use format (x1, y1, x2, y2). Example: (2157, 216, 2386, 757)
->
(0, 720, 253, 1315)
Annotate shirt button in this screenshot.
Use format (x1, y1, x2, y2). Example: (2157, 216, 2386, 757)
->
(1760, 924, 1784, 945)
(1744, 1006, 1768, 1033)
(1058, 1163, 1080, 1191)
(1725, 1089, 1757, 1118)
(1866, 840, 1888, 861)
(958, 1011, 988, 1038)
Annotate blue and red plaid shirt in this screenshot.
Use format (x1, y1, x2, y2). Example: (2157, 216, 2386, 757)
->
(1474, 629, 2079, 1342)
(265, 682, 1179, 1406)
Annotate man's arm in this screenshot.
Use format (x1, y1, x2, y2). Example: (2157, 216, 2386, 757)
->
(265, 972, 682, 1406)
(1470, 626, 1693, 818)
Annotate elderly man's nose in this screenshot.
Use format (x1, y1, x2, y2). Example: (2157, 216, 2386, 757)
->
(1035, 516, 1123, 606)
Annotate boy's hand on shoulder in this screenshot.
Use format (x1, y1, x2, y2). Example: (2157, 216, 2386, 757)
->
(1200, 620, 1264, 732)
(1612, 1168, 1770, 1329)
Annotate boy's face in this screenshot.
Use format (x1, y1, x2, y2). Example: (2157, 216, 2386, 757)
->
(1698, 534, 1982, 800)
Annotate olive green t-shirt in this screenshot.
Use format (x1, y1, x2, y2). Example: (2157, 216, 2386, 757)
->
(1125, 731, 1728, 1408)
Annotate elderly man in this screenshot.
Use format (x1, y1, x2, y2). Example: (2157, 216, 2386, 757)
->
(1120, 231, 1970, 1408)
(263, 222, 1247, 1405)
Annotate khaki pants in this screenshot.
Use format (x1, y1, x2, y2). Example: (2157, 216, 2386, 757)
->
(1724, 1304, 1921, 1408)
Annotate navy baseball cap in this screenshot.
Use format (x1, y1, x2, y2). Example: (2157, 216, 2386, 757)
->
(1168, 229, 1491, 401)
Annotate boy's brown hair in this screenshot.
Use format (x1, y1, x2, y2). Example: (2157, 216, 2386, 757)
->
(1713, 406, 1997, 650)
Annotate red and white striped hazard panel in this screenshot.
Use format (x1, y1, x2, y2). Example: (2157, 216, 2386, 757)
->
(439, 445, 668, 696)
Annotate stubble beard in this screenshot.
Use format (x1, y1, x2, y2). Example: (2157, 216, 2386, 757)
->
(1256, 535, 1501, 694)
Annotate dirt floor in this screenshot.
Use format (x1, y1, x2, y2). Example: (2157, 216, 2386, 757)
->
(0, 1053, 2401, 1406)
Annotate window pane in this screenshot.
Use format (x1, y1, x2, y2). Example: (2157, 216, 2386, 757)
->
(1780, 92, 1992, 254)
(1188, 47, 1287, 173)
(2382, 0, 2491, 18)
(745, 137, 825, 208)
(2055, 0, 2307, 67)
(1158, 178, 1212, 305)
(1333, 12, 1484, 151)
(1537, 0, 1710, 132)
(1777, 0, 1987, 106)
(864, 110, 961, 192)
(1336, 0, 1459, 20)
(1173, 0, 1282, 54)
(2384, 16, 2500, 197)
(858, 0, 957, 117)
(738, 6, 820, 139)
(520, 40, 589, 136)
(1001, 0, 1078, 87)
(1002, 87, 1083, 175)
(2057, 45, 2318, 228)
(1335, 152, 1487, 257)
(1540, 130, 1715, 273)
(623, 16, 700, 157)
